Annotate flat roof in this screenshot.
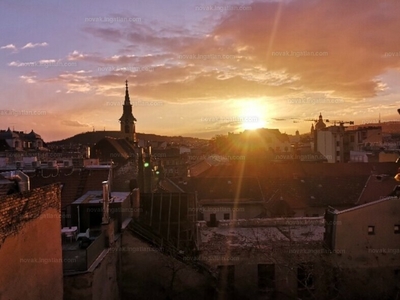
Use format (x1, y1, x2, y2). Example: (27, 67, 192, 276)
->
(73, 190, 130, 205)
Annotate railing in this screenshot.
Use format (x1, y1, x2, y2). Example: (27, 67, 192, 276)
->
(86, 232, 105, 268)
(62, 231, 105, 272)
(63, 249, 86, 271)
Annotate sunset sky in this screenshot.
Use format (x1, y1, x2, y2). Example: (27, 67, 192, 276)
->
(1, 0, 400, 142)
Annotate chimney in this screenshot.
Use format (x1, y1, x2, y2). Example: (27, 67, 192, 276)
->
(108, 163, 113, 198)
(102, 181, 110, 224)
(0, 170, 30, 193)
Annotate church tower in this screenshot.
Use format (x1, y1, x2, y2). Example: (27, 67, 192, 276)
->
(119, 80, 137, 144)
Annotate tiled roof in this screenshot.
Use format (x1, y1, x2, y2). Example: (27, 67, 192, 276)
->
(188, 160, 211, 177)
(103, 138, 132, 159)
(196, 162, 398, 178)
(29, 168, 110, 208)
(356, 175, 399, 204)
(169, 177, 264, 202)
(191, 162, 399, 212)
(92, 137, 135, 161)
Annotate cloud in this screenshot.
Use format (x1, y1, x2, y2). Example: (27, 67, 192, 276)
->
(19, 75, 37, 84)
(197, 0, 400, 99)
(0, 44, 17, 51)
(21, 42, 48, 49)
(60, 120, 90, 127)
(75, 0, 400, 103)
(24, 0, 400, 110)
(8, 59, 57, 67)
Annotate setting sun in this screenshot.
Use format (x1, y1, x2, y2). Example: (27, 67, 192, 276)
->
(239, 100, 268, 131)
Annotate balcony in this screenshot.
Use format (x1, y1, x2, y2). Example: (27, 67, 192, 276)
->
(62, 229, 105, 272)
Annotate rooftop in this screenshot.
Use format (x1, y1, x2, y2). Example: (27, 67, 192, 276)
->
(73, 190, 130, 205)
(198, 217, 324, 252)
(29, 167, 110, 208)
(333, 196, 398, 215)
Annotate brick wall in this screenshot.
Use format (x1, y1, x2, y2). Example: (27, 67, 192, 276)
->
(0, 183, 63, 300)
(0, 183, 61, 244)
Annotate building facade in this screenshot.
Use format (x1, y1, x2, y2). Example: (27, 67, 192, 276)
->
(0, 183, 63, 300)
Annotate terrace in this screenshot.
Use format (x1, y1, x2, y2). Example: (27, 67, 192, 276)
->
(62, 227, 105, 273)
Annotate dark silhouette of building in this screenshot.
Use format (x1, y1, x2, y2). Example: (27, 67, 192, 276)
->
(119, 80, 137, 144)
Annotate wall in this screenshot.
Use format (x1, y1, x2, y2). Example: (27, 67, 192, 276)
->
(197, 219, 325, 298)
(334, 197, 400, 267)
(200, 203, 265, 221)
(317, 131, 335, 163)
(198, 217, 323, 228)
(63, 225, 121, 300)
(63, 247, 120, 300)
(379, 151, 398, 163)
(120, 228, 214, 300)
(0, 184, 63, 300)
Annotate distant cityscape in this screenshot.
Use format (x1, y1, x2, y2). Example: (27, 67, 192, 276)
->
(1, 80, 400, 299)
(2, 0, 400, 299)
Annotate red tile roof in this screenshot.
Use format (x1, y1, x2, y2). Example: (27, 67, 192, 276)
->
(29, 167, 110, 208)
(195, 162, 398, 179)
(356, 175, 399, 204)
(184, 162, 400, 213)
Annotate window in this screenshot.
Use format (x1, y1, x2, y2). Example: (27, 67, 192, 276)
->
(368, 226, 375, 235)
(336, 141, 340, 146)
(224, 213, 230, 220)
(297, 263, 314, 293)
(217, 265, 235, 292)
(209, 214, 217, 227)
(258, 264, 275, 290)
(395, 225, 400, 234)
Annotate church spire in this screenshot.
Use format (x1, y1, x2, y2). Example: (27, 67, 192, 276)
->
(125, 80, 130, 105)
(119, 80, 136, 144)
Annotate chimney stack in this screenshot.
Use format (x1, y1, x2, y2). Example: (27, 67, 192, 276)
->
(102, 181, 110, 224)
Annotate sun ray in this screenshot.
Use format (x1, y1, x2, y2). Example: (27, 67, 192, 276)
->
(239, 100, 268, 131)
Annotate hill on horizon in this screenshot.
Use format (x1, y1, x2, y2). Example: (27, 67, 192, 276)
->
(347, 121, 400, 134)
(48, 131, 208, 146)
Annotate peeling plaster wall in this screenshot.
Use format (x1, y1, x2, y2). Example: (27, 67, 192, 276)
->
(0, 184, 63, 300)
